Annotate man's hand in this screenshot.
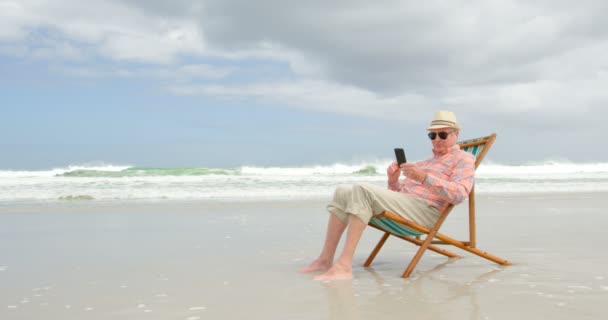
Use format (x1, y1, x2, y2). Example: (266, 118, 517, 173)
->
(386, 161, 401, 183)
(400, 163, 427, 183)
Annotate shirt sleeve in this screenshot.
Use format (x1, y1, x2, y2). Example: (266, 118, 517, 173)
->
(388, 180, 401, 191)
(423, 153, 475, 205)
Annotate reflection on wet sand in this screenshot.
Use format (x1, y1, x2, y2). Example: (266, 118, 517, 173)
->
(322, 259, 506, 320)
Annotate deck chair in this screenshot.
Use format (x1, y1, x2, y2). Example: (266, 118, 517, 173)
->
(364, 133, 511, 278)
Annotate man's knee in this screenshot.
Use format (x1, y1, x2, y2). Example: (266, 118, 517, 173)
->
(333, 184, 352, 199)
(352, 183, 375, 196)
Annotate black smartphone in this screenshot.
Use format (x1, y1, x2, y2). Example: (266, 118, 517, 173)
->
(394, 148, 407, 166)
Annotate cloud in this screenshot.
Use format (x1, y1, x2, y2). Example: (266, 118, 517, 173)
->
(0, 0, 205, 63)
(51, 63, 234, 80)
(169, 79, 432, 120)
(0, 1, 31, 40)
(2, 0, 608, 126)
(195, 0, 608, 115)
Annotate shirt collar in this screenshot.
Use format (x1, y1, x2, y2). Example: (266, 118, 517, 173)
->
(432, 145, 460, 157)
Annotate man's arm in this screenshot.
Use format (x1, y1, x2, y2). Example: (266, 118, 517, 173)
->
(386, 161, 402, 191)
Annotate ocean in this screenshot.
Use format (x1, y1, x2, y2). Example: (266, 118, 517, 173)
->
(1, 160, 608, 204)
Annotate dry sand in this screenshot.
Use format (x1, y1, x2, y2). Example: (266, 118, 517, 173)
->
(1, 192, 608, 319)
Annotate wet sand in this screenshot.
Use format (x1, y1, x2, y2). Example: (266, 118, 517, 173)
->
(1, 193, 608, 320)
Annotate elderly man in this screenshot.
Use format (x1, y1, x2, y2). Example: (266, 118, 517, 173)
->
(299, 111, 475, 280)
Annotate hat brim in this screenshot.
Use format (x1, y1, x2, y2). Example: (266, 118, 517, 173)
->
(427, 124, 461, 130)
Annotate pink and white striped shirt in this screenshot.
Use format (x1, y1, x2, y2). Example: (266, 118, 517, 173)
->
(388, 145, 475, 212)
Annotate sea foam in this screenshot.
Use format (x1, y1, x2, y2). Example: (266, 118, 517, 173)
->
(1, 161, 607, 202)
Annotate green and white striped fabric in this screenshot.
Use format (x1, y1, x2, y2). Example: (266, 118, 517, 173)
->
(370, 216, 423, 236)
(460, 141, 485, 156)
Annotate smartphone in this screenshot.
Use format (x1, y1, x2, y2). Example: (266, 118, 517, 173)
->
(394, 148, 407, 166)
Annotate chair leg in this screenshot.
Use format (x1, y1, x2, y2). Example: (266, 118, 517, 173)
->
(397, 235, 460, 258)
(364, 232, 390, 267)
(399, 210, 451, 278)
(401, 233, 436, 278)
(432, 231, 511, 265)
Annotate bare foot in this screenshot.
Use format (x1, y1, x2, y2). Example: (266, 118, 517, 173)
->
(313, 262, 352, 280)
(298, 258, 332, 273)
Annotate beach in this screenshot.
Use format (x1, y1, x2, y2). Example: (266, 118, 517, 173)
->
(5, 1, 608, 319)
(1, 192, 608, 320)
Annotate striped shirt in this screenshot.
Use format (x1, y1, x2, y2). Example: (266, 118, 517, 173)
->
(388, 145, 475, 212)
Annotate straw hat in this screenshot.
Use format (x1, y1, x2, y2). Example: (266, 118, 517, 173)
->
(427, 111, 461, 130)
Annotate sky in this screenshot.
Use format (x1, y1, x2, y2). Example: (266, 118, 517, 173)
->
(1, 0, 608, 169)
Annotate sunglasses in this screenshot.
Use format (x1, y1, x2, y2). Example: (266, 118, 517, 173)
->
(428, 131, 452, 140)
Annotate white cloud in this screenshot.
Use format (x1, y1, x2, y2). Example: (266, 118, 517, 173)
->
(169, 80, 432, 120)
(0, 1, 34, 40)
(97, 22, 205, 63)
(51, 63, 233, 80)
(156, 64, 234, 79)
(2, 0, 608, 125)
(0, 0, 206, 63)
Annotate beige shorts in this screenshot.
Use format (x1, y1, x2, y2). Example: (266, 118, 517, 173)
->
(327, 183, 441, 228)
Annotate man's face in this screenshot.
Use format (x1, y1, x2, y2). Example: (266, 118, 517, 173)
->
(428, 128, 459, 150)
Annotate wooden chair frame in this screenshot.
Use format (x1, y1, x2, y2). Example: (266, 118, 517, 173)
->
(364, 133, 511, 278)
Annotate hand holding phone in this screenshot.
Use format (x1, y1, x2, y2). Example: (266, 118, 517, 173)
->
(394, 148, 407, 166)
